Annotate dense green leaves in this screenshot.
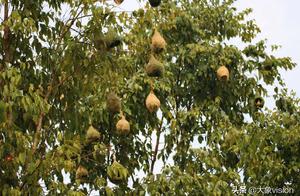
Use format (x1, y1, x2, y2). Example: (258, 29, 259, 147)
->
(0, 0, 299, 195)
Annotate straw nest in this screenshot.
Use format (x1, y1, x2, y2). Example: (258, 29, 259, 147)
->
(76, 165, 88, 180)
(107, 92, 121, 113)
(86, 125, 100, 143)
(145, 55, 164, 77)
(217, 66, 229, 81)
(145, 90, 161, 113)
(114, 0, 124, 5)
(151, 29, 166, 53)
(116, 114, 130, 134)
(149, 0, 161, 8)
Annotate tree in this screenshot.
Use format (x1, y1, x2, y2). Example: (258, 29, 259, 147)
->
(0, 0, 299, 195)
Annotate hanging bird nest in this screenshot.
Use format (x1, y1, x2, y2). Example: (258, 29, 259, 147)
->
(151, 29, 166, 53)
(149, 0, 161, 7)
(105, 31, 122, 49)
(146, 90, 161, 113)
(106, 35, 122, 49)
(76, 165, 88, 180)
(86, 125, 100, 143)
(262, 57, 274, 71)
(107, 92, 121, 113)
(217, 65, 230, 81)
(145, 55, 164, 77)
(254, 96, 265, 109)
(107, 161, 129, 184)
(114, 0, 124, 5)
(116, 113, 130, 135)
(93, 30, 122, 51)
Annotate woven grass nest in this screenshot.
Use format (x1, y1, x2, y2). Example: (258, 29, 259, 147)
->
(149, 0, 161, 7)
(93, 30, 122, 51)
(116, 114, 130, 135)
(145, 55, 164, 77)
(146, 90, 161, 113)
(107, 161, 129, 184)
(114, 0, 124, 5)
(217, 65, 230, 81)
(151, 29, 166, 53)
(107, 92, 121, 113)
(76, 165, 88, 180)
(254, 96, 265, 109)
(86, 125, 100, 143)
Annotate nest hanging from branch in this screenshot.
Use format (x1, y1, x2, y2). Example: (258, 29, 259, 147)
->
(76, 165, 88, 180)
(107, 92, 121, 113)
(254, 96, 265, 109)
(114, 0, 124, 5)
(105, 31, 122, 49)
(146, 90, 161, 113)
(217, 65, 230, 81)
(93, 29, 122, 51)
(86, 125, 100, 143)
(107, 161, 129, 184)
(116, 114, 130, 135)
(151, 29, 166, 53)
(149, 0, 161, 7)
(145, 55, 164, 77)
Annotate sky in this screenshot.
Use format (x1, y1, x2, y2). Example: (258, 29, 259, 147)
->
(118, 0, 300, 99)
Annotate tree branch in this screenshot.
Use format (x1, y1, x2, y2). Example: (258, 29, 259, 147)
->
(20, 156, 44, 190)
(1, 0, 14, 129)
(31, 5, 85, 154)
(150, 116, 164, 174)
(2, 0, 10, 66)
(31, 85, 52, 154)
(57, 6, 83, 45)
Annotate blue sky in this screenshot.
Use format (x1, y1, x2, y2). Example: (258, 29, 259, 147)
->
(119, 0, 300, 98)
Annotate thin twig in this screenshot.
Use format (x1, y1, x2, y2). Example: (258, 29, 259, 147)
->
(20, 157, 44, 190)
(150, 116, 164, 173)
(58, 6, 83, 43)
(32, 85, 52, 153)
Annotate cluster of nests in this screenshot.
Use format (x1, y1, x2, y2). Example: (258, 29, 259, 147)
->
(76, 110, 130, 182)
(76, 156, 129, 184)
(215, 67, 265, 110)
(75, 0, 164, 183)
(76, 0, 266, 182)
(75, 93, 130, 182)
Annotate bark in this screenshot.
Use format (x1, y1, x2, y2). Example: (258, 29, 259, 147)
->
(150, 117, 164, 173)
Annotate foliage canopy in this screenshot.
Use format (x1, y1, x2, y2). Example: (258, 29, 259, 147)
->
(0, 0, 299, 195)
